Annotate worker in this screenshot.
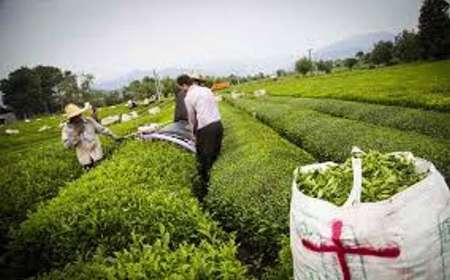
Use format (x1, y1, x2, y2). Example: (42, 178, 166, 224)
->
(173, 73, 207, 122)
(61, 103, 120, 171)
(91, 104, 99, 122)
(189, 73, 207, 86)
(174, 90, 188, 122)
(176, 74, 223, 200)
(127, 98, 137, 109)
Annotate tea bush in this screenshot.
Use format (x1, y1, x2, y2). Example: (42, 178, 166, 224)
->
(261, 96, 450, 140)
(12, 139, 221, 272)
(229, 98, 450, 183)
(39, 237, 248, 280)
(206, 104, 314, 270)
(229, 60, 450, 112)
(0, 103, 172, 243)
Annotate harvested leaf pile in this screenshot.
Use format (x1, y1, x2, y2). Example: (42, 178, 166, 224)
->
(297, 151, 427, 206)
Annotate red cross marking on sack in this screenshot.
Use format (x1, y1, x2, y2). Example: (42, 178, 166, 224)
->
(301, 220, 401, 280)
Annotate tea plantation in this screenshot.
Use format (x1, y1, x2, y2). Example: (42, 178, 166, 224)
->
(1, 60, 449, 279)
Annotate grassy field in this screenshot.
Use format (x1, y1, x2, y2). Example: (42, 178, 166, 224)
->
(229, 60, 450, 112)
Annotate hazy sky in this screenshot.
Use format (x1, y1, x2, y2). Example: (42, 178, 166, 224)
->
(0, 0, 422, 82)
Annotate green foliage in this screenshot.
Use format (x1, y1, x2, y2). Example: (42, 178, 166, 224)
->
(394, 30, 422, 62)
(125, 76, 177, 99)
(418, 0, 450, 59)
(206, 103, 314, 270)
(276, 69, 287, 77)
(0, 65, 131, 117)
(0, 141, 85, 240)
(38, 238, 248, 280)
(316, 60, 333, 74)
(0, 66, 99, 117)
(79, 73, 95, 97)
(343, 58, 358, 70)
(54, 71, 82, 109)
(297, 151, 426, 206)
(228, 98, 450, 183)
(0, 115, 61, 154)
(295, 58, 313, 75)
(370, 41, 394, 65)
(355, 51, 365, 60)
(230, 60, 450, 112)
(12, 140, 225, 273)
(161, 77, 177, 98)
(0, 67, 44, 118)
(0, 103, 173, 243)
(262, 96, 450, 140)
(261, 235, 293, 280)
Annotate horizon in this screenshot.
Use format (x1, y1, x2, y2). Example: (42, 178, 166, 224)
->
(0, 0, 422, 87)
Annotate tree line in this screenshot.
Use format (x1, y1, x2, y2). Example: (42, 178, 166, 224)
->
(0, 66, 128, 118)
(294, 0, 450, 75)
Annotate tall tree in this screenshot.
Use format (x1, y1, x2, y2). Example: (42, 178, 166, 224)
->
(0, 67, 42, 118)
(370, 41, 394, 65)
(80, 73, 95, 99)
(276, 69, 287, 77)
(394, 30, 421, 62)
(418, 0, 450, 59)
(33, 65, 64, 113)
(344, 58, 358, 70)
(316, 60, 333, 74)
(161, 77, 176, 98)
(55, 71, 81, 109)
(295, 58, 313, 75)
(355, 51, 365, 60)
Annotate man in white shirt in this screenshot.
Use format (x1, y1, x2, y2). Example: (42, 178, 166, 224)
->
(177, 74, 223, 200)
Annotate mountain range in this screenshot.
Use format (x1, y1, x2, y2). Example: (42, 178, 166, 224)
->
(95, 31, 396, 90)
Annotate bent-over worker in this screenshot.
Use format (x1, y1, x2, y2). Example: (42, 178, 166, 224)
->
(62, 103, 120, 171)
(174, 90, 188, 122)
(176, 74, 223, 200)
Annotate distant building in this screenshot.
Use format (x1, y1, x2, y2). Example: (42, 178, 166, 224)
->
(0, 92, 16, 125)
(211, 82, 230, 91)
(0, 91, 4, 108)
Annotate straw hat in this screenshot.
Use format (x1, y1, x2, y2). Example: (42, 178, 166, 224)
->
(64, 103, 86, 120)
(188, 73, 206, 81)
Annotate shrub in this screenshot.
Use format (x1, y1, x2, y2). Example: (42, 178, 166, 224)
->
(316, 60, 333, 74)
(0, 103, 173, 242)
(206, 103, 314, 271)
(261, 235, 293, 280)
(295, 58, 313, 75)
(12, 140, 226, 273)
(38, 237, 248, 280)
(344, 58, 358, 70)
(263, 96, 450, 140)
(371, 41, 394, 65)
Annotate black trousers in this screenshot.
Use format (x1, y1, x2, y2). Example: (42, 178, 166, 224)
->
(195, 121, 223, 200)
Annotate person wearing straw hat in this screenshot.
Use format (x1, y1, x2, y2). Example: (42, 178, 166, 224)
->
(61, 103, 120, 171)
(188, 73, 207, 86)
